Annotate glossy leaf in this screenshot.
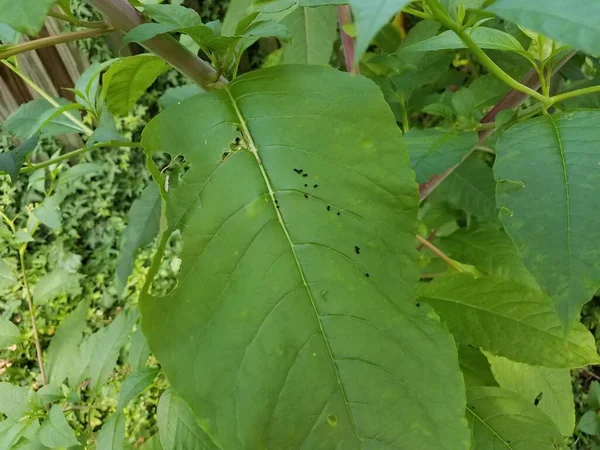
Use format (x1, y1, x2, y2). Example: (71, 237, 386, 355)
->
(488, 355, 575, 436)
(0, 0, 57, 35)
(0, 383, 30, 420)
(417, 274, 600, 368)
(46, 300, 88, 385)
(458, 345, 497, 388)
(466, 387, 564, 450)
(404, 128, 476, 183)
(280, 5, 338, 65)
(117, 368, 158, 410)
(141, 65, 469, 449)
(102, 55, 170, 116)
(0, 136, 39, 183)
(97, 413, 125, 450)
(494, 111, 600, 325)
(39, 405, 80, 448)
(0, 318, 19, 348)
(489, 0, 600, 55)
(115, 183, 161, 294)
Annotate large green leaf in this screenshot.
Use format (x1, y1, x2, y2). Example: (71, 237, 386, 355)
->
(494, 111, 600, 325)
(487, 355, 575, 436)
(96, 413, 125, 450)
(140, 65, 470, 449)
(222, 0, 254, 36)
(0, 319, 20, 348)
(466, 387, 565, 450)
(102, 55, 170, 116)
(0, 137, 39, 183)
(117, 368, 158, 410)
(0, 0, 57, 35)
(39, 405, 80, 448)
(0, 383, 30, 420)
(280, 5, 338, 65)
(404, 128, 476, 183)
(458, 345, 497, 388)
(417, 274, 600, 368)
(488, 0, 600, 56)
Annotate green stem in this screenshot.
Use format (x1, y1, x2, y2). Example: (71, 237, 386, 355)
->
(416, 235, 464, 272)
(1, 60, 95, 136)
(426, 0, 551, 106)
(47, 11, 108, 29)
(20, 141, 141, 174)
(403, 7, 432, 20)
(550, 84, 600, 105)
(0, 27, 113, 60)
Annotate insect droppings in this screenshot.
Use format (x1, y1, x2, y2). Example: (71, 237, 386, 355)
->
(302, 173, 308, 178)
(534, 392, 543, 406)
(416, 302, 420, 307)
(327, 206, 331, 211)
(293, 168, 303, 174)
(304, 184, 308, 187)
(304, 194, 309, 199)
(337, 212, 341, 216)
(313, 184, 318, 188)
(365, 273, 370, 278)
(354, 246, 360, 255)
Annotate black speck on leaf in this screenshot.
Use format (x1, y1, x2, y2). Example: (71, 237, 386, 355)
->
(354, 246, 360, 255)
(304, 194, 309, 199)
(365, 273, 370, 278)
(304, 184, 308, 187)
(302, 173, 308, 178)
(293, 168, 303, 174)
(327, 206, 331, 211)
(275, 200, 279, 204)
(337, 212, 341, 216)
(313, 184, 318, 188)
(416, 302, 420, 307)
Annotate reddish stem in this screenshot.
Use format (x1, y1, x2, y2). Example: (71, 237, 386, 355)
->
(338, 5, 358, 74)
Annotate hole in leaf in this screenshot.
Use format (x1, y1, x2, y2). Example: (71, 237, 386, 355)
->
(327, 414, 337, 427)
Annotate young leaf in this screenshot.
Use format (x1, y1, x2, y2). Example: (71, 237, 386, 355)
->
(46, 299, 89, 385)
(117, 368, 159, 410)
(102, 55, 170, 116)
(33, 269, 82, 305)
(140, 65, 470, 449)
(0, 319, 20, 348)
(96, 413, 126, 450)
(33, 195, 62, 230)
(458, 345, 497, 388)
(0, 383, 30, 420)
(441, 0, 485, 21)
(348, 0, 411, 66)
(494, 111, 600, 325)
(128, 326, 150, 372)
(115, 183, 161, 294)
(87, 109, 123, 147)
(417, 274, 600, 368)
(157, 390, 219, 450)
(489, 0, 600, 56)
(0, 136, 39, 183)
(0, 0, 58, 35)
(466, 387, 564, 450)
(280, 5, 338, 65)
(39, 404, 80, 448)
(487, 354, 575, 436)
(404, 128, 477, 183)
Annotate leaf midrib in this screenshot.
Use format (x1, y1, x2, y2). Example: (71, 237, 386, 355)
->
(466, 407, 513, 449)
(223, 85, 363, 447)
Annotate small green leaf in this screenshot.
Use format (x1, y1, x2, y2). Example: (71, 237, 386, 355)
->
(222, 0, 253, 36)
(57, 163, 103, 187)
(0, 383, 30, 420)
(128, 326, 150, 372)
(33, 195, 62, 230)
(578, 410, 600, 436)
(0, 0, 57, 35)
(418, 274, 600, 368)
(117, 368, 159, 410)
(0, 136, 39, 183)
(115, 183, 161, 294)
(3, 99, 85, 139)
(404, 128, 476, 183)
(159, 85, 204, 110)
(489, 0, 600, 56)
(495, 111, 600, 325)
(458, 345, 497, 387)
(0, 258, 17, 290)
(32, 269, 82, 305)
(441, 0, 486, 21)
(96, 413, 126, 450)
(39, 404, 80, 448)
(46, 300, 89, 385)
(467, 387, 564, 449)
(487, 354, 575, 436)
(0, 318, 20, 348)
(87, 109, 123, 147)
(35, 384, 65, 404)
(589, 381, 600, 410)
(102, 55, 170, 116)
(0, 23, 20, 44)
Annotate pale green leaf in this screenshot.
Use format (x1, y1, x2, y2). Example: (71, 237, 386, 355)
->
(157, 390, 219, 450)
(159, 85, 204, 110)
(417, 274, 600, 368)
(56, 163, 103, 187)
(128, 326, 150, 372)
(137, 434, 163, 450)
(115, 183, 161, 294)
(0, 318, 20, 348)
(401, 27, 527, 55)
(0, 420, 29, 450)
(33, 195, 62, 230)
(0, 136, 39, 183)
(439, 226, 539, 288)
(32, 269, 82, 305)
(0, 258, 17, 290)
(441, 0, 486, 21)
(140, 65, 470, 449)
(487, 354, 575, 436)
(96, 413, 125, 450)
(0, 0, 57, 35)
(578, 410, 599, 436)
(494, 111, 600, 325)
(87, 109, 123, 147)
(0, 383, 30, 420)
(102, 55, 170, 116)
(488, 0, 600, 55)
(46, 300, 89, 385)
(222, 0, 253, 36)
(466, 387, 564, 450)
(35, 384, 64, 404)
(280, 5, 338, 65)
(117, 368, 159, 410)
(0, 23, 20, 44)
(39, 405, 80, 448)
(404, 128, 476, 183)
(143, 4, 202, 27)
(458, 345, 497, 387)
(349, 0, 411, 66)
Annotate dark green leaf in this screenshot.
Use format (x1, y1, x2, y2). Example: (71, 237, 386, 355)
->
(222, 0, 254, 36)
(0, 136, 39, 183)
(3, 99, 85, 139)
(578, 410, 600, 436)
(458, 344, 497, 387)
(117, 368, 159, 410)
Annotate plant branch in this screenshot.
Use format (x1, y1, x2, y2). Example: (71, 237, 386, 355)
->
(19, 248, 46, 386)
(550, 84, 600, 105)
(1, 60, 94, 136)
(0, 27, 113, 61)
(338, 5, 358, 73)
(48, 11, 108, 29)
(86, 0, 227, 89)
(426, 0, 550, 106)
(416, 235, 463, 272)
(20, 141, 141, 174)
(403, 7, 432, 20)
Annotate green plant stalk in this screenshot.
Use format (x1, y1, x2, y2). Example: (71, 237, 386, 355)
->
(0, 27, 113, 60)
(20, 141, 141, 174)
(416, 235, 464, 272)
(403, 7, 432, 20)
(426, 0, 551, 106)
(550, 85, 600, 104)
(48, 10, 108, 29)
(1, 61, 94, 136)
